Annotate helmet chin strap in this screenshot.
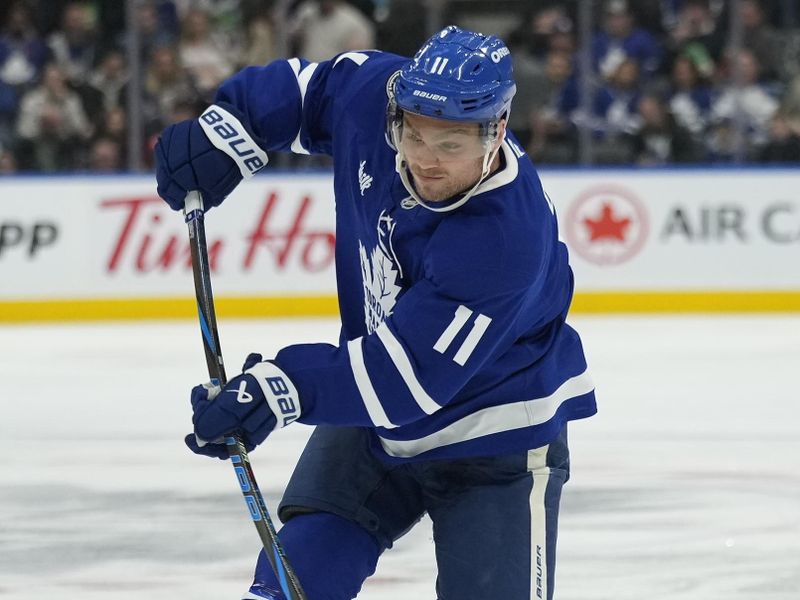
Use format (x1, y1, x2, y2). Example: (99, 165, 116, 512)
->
(395, 139, 503, 213)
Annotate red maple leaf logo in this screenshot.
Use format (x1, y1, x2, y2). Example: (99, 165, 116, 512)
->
(583, 202, 631, 242)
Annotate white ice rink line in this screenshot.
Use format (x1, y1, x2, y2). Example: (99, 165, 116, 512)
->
(1, 316, 798, 599)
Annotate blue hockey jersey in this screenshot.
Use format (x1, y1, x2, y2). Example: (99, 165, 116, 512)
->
(210, 50, 596, 462)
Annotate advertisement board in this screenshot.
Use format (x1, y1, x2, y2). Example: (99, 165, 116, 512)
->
(1, 170, 798, 321)
(541, 169, 799, 311)
(1, 174, 338, 320)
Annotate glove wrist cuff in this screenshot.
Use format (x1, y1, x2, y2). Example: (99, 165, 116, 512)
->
(199, 104, 269, 179)
(245, 361, 301, 429)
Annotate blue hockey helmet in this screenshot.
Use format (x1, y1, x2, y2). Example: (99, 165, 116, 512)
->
(388, 26, 517, 213)
(392, 25, 516, 125)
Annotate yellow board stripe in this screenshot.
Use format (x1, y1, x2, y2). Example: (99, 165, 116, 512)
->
(0, 296, 339, 322)
(570, 291, 800, 313)
(1, 291, 800, 322)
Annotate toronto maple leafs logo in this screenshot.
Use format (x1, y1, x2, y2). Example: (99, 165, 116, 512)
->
(359, 211, 403, 333)
(358, 160, 373, 196)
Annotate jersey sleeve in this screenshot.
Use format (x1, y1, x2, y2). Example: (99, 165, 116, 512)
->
(271, 208, 560, 430)
(211, 51, 380, 157)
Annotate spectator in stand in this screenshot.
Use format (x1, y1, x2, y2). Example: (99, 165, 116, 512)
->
(780, 74, 800, 122)
(739, 0, 783, 82)
(0, 2, 50, 88)
(666, 0, 725, 79)
(0, 2, 51, 145)
(508, 3, 575, 62)
(549, 15, 578, 56)
(99, 105, 127, 141)
(628, 93, 702, 164)
(506, 4, 576, 147)
(133, 1, 177, 65)
(668, 53, 713, 137)
(143, 96, 203, 168)
(178, 8, 234, 99)
(240, 0, 281, 67)
(173, 0, 245, 61)
(758, 111, 800, 162)
(92, 105, 127, 165)
(659, 0, 725, 34)
(47, 2, 97, 86)
(88, 49, 128, 113)
(144, 45, 197, 130)
(290, 0, 375, 63)
(592, 0, 663, 82)
(594, 58, 643, 136)
(0, 144, 17, 173)
(528, 49, 581, 164)
(0, 79, 15, 146)
(75, 47, 129, 132)
(709, 47, 779, 159)
(586, 57, 644, 163)
(165, 97, 201, 124)
(15, 62, 91, 171)
(91, 2, 128, 55)
(88, 135, 122, 171)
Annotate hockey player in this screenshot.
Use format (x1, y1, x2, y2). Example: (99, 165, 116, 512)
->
(155, 25, 596, 600)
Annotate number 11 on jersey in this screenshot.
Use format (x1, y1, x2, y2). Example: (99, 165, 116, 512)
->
(434, 305, 492, 366)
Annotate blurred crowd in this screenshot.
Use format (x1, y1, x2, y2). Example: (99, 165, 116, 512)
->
(0, 0, 798, 174)
(507, 0, 800, 165)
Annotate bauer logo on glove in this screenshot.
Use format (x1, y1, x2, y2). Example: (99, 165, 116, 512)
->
(199, 105, 268, 177)
(185, 355, 301, 459)
(245, 362, 301, 428)
(154, 102, 268, 212)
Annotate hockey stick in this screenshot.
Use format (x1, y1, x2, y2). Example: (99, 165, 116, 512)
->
(183, 190, 307, 600)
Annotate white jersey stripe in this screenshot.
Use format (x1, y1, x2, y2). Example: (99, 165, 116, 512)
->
(287, 59, 319, 154)
(375, 323, 441, 415)
(527, 446, 551, 600)
(379, 369, 593, 457)
(433, 305, 473, 354)
(333, 51, 370, 67)
(453, 313, 492, 366)
(507, 137, 525, 158)
(347, 338, 397, 429)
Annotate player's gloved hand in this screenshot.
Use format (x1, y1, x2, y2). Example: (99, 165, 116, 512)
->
(155, 104, 268, 211)
(185, 353, 302, 459)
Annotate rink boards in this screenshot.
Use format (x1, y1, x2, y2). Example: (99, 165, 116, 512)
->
(1, 169, 798, 321)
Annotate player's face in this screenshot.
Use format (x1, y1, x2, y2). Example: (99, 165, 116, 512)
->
(400, 112, 500, 202)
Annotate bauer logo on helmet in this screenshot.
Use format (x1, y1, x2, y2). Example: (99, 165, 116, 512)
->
(412, 90, 448, 102)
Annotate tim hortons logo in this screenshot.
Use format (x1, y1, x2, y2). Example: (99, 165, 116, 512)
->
(102, 193, 335, 273)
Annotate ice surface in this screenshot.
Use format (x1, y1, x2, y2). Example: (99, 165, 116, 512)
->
(1, 316, 798, 599)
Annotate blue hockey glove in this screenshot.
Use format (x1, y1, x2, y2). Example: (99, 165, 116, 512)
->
(155, 103, 269, 211)
(185, 353, 302, 459)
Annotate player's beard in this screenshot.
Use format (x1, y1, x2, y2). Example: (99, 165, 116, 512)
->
(409, 159, 485, 202)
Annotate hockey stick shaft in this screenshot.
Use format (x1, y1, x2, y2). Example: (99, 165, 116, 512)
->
(183, 191, 307, 600)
